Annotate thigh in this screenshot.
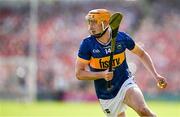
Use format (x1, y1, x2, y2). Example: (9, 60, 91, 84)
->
(99, 97, 126, 117)
(118, 112, 126, 117)
(123, 86, 147, 111)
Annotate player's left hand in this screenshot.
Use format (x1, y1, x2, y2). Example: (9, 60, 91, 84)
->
(155, 75, 167, 89)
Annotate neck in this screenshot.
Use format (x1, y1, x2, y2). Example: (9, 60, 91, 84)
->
(97, 29, 111, 44)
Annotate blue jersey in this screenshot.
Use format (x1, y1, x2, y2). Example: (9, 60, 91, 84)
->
(77, 32, 135, 99)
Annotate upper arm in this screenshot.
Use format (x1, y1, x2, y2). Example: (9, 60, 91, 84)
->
(75, 57, 89, 72)
(130, 44, 145, 57)
(76, 39, 91, 75)
(75, 57, 90, 79)
(121, 32, 146, 57)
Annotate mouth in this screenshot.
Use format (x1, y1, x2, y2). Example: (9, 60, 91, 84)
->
(91, 30, 96, 34)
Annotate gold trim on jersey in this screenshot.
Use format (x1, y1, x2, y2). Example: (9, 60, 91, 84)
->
(77, 57, 90, 64)
(90, 52, 125, 69)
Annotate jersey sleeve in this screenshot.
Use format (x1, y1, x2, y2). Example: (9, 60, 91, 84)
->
(77, 39, 91, 63)
(122, 32, 135, 50)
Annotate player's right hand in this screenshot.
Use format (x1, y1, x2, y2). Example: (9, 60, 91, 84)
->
(103, 69, 113, 81)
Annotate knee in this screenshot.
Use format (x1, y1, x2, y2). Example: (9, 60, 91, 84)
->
(137, 107, 156, 117)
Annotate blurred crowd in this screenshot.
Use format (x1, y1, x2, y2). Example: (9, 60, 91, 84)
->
(0, 1, 179, 101)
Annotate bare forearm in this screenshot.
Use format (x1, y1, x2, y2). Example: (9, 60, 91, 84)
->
(139, 52, 158, 79)
(76, 70, 104, 80)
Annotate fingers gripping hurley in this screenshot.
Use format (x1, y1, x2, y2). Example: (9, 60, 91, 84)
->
(107, 13, 123, 91)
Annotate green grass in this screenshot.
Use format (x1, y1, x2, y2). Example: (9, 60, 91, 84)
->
(0, 101, 179, 117)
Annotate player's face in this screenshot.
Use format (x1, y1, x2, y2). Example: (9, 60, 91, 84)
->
(86, 20, 103, 35)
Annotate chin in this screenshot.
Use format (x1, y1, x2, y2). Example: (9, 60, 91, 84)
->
(90, 31, 96, 35)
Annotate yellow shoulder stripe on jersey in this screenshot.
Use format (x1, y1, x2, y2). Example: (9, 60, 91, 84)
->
(77, 57, 90, 64)
(90, 52, 125, 69)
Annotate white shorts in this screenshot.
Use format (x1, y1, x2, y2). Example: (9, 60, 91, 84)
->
(99, 78, 138, 117)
